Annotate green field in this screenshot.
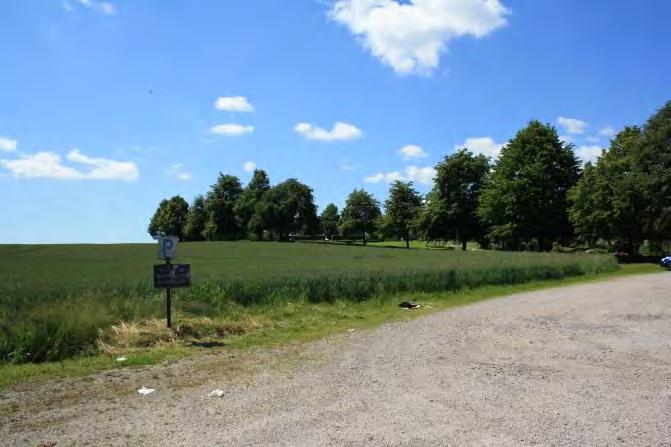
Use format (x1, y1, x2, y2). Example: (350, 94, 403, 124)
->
(0, 242, 619, 365)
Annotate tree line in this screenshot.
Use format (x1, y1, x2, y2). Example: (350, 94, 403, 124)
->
(149, 100, 671, 253)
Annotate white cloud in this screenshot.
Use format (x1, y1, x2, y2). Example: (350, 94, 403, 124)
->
(210, 124, 254, 136)
(166, 163, 191, 181)
(330, 0, 509, 75)
(575, 145, 603, 164)
(559, 135, 575, 144)
(364, 165, 435, 185)
(340, 163, 356, 171)
(398, 144, 427, 160)
(454, 136, 503, 158)
(599, 126, 616, 138)
(214, 96, 254, 112)
(0, 136, 18, 152)
(70, 0, 116, 15)
(294, 121, 362, 142)
(242, 161, 256, 173)
(557, 117, 588, 135)
(0, 149, 138, 181)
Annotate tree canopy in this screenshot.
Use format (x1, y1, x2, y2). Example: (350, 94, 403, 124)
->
(340, 189, 381, 245)
(148, 196, 190, 240)
(384, 181, 422, 248)
(478, 121, 580, 250)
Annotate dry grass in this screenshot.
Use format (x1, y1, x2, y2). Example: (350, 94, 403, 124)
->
(96, 317, 251, 354)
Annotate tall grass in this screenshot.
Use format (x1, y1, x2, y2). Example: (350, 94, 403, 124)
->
(0, 244, 618, 364)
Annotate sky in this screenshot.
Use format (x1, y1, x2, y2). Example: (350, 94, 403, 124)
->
(1, 0, 670, 243)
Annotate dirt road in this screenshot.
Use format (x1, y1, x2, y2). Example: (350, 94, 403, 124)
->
(2, 273, 670, 446)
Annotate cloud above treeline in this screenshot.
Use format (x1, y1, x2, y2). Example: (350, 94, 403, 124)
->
(330, 0, 509, 75)
(294, 121, 363, 142)
(0, 149, 138, 181)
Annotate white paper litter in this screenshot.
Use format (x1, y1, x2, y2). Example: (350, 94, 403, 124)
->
(209, 389, 225, 397)
(138, 386, 156, 396)
(116, 356, 128, 362)
(347, 329, 356, 333)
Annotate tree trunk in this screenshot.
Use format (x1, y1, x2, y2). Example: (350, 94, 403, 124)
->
(363, 232, 367, 246)
(405, 231, 410, 249)
(461, 238, 467, 251)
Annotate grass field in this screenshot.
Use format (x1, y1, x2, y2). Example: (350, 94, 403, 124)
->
(0, 242, 620, 366)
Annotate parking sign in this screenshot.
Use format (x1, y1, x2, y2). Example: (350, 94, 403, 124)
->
(158, 236, 179, 260)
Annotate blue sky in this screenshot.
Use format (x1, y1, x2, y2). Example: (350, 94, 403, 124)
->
(1, 0, 670, 243)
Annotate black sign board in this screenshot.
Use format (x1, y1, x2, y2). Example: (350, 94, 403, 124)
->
(154, 264, 191, 288)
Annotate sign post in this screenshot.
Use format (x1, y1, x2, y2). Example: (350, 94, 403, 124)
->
(154, 236, 190, 328)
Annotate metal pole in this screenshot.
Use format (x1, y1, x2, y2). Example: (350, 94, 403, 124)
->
(166, 258, 172, 329)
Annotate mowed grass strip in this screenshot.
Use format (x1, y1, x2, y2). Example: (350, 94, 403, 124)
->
(0, 242, 619, 366)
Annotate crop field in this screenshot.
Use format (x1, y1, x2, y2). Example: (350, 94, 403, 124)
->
(0, 242, 618, 365)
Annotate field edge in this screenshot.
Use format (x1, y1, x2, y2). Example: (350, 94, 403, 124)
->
(0, 263, 662, 390)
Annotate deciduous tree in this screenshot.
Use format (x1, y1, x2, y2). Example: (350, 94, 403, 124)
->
(384, 181, 422, 248)
(340, 189, 381, 245)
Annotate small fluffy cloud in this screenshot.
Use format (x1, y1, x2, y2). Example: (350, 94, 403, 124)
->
(557, 117, 588, 135)
(599, 126, 616, 138)
(65, 0, 116, 15)
(210, 124, 254, 136)
(166, 163, 191, 181)
(398, 144, 427, 160)
(575, 145, 603, 165)
(454, 136, 503, 159)
(242, 161, 256, 173)
(364, 165, 435, 185)
(294, 122, 362, 142)
(330, 0, 509, 75)
(0, 149, 138, 181)
(214, 96, 254, 112)
(0, 136, 17, 152)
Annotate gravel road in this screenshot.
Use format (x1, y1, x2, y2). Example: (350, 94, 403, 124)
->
(2, 273, 670, 446)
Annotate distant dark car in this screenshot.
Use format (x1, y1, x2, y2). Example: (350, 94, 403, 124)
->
(661, 256, 671, 270)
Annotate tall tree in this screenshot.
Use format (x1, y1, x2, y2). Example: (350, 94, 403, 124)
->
(478, 121, 580, 251)
(204, 173, 243, 240)
(258, 179, 318, 240)
(184, 195, 207, 241)
(638, 101, 671, 244)
(384, 181, 422, 248)
(569, 127, 646, 252)
(234, 169, 271, 239)
(432, 149, 490, 250)
(319, 203, 340, 240)
(147, 196, 189, 240)
(340, 189, 381, 245)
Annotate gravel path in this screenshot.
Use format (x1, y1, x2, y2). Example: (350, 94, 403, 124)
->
(2, 273, 670, 446)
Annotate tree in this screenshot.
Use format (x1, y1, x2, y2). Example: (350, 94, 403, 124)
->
(184, 195, 207, 241)
(384, 181, 422, 248)
(340, 189, 381, 245)
(319, 203, 340, 240)
(477, 121, 580, 251)
(234, 169, 271, 239)
(257, 179, 318, 240)
(638, 101, 671, 245)
(204, 174, 243, 240)
(568, 163, 604, 248)
(431, 149, 490, 250)
(147, 196, 189, 240)
(569, 126, 647, 253)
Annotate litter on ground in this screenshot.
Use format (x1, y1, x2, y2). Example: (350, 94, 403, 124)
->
(399, 301, 421, 310)
(209, 389, 225, 397)
(138, 386, 156, 396)
(116, 357, 128, 362)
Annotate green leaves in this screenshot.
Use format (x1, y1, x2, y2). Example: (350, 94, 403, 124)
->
(478, 121, 580, 250)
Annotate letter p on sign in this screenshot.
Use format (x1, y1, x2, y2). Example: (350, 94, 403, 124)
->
(158, 236, 179, 260)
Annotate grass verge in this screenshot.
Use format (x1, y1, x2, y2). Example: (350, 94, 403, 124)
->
(0, 263, 661, 390)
